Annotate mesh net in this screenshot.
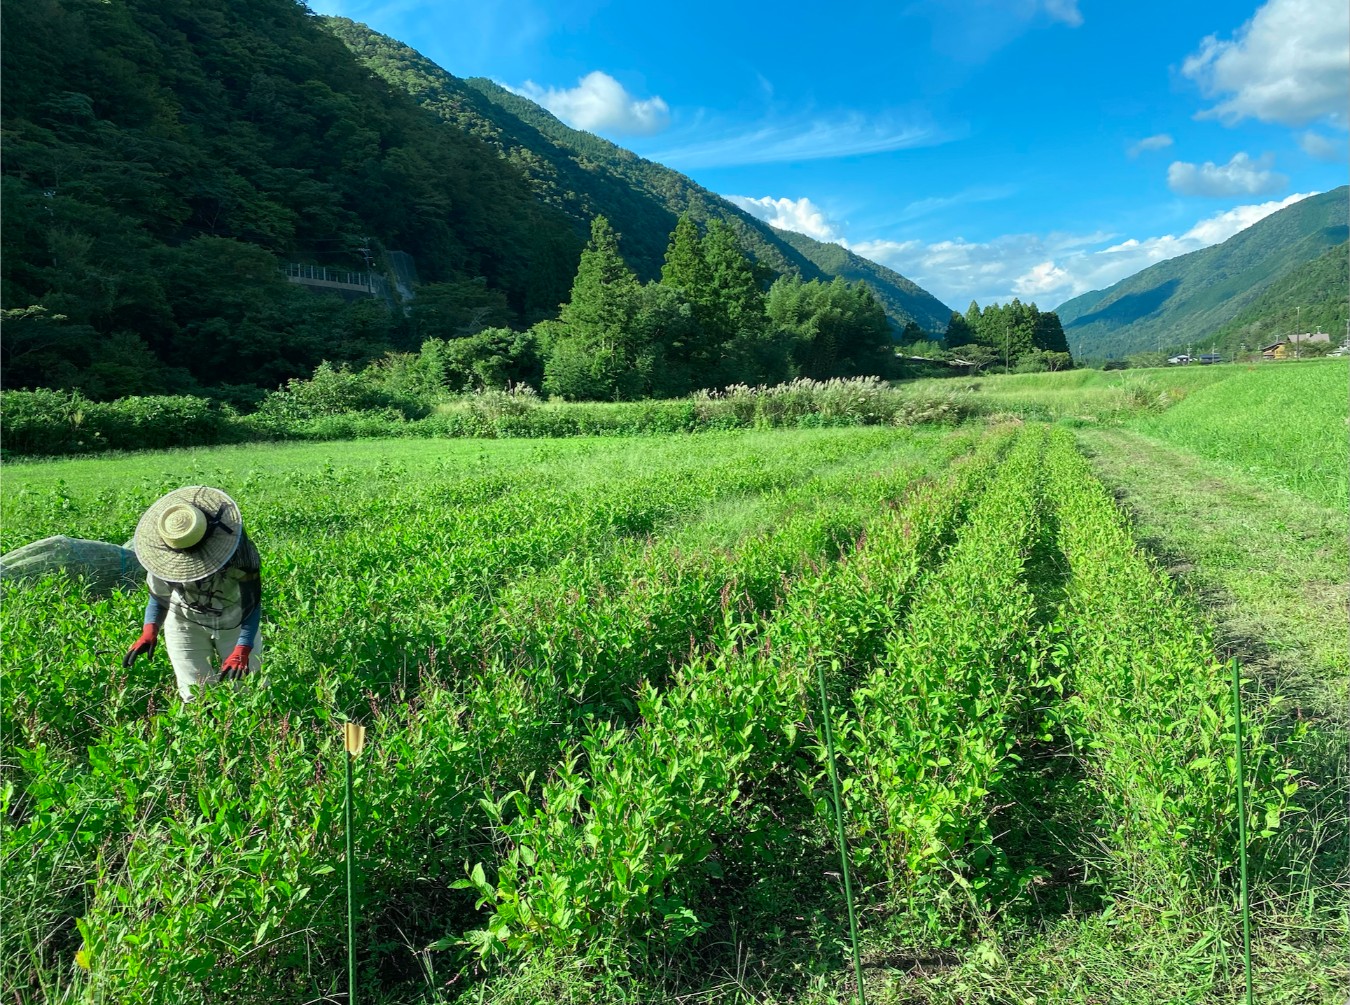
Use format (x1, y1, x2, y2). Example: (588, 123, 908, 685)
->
(0, 536, 145, 593)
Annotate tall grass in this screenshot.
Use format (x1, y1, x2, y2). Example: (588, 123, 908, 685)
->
(1132, 359, 1349, 509)
(904, 366, 1238, 422)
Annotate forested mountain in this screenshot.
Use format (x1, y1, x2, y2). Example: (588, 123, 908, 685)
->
(768, 228, 952, 333)
(321, 17, 952, 333)
(1, 0, 582, 399)
(1192, 241, 1348, 357)
(1, 0, 949, 402)
(1054, 187, 1349, 359)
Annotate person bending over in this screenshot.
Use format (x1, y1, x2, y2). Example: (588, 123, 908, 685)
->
(123, 485, 263, 701)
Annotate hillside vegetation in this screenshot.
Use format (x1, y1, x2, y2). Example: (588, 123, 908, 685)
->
(321, 17, 953, 333)
(1055, 187, 1348, 359)
(1197, 241, 1348, 357)
(1, 0, 955, 405)
(0, 0, 583, 399)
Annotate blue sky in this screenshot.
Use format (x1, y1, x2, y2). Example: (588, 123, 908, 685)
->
(312, 0, 1348, 311)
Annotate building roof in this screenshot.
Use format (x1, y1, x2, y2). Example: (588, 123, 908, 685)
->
(1258, 332, 1331, 352)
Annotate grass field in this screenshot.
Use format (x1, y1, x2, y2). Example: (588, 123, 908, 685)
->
(1132, 361, 1349, 509)
(2, 368, 1346, 1003)
(905, 363, 1239, 421)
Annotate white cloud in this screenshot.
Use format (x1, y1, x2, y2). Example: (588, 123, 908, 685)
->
(1300, 131, 1345, 161)
(843, 193, 1315, 308)
(513, 71, 670, 135)
(1040, 0, 1083, 27)
(1016, 261, 1073, 296)
(725, 196, 841, 242)
(645, 112, 951, 168)
(1182, 0, 1350, 128)
(1167, 152, 1287, 197)
(1128, 133, 1174, 157)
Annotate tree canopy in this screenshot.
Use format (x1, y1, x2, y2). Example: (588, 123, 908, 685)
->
(1, 0, 579, 398)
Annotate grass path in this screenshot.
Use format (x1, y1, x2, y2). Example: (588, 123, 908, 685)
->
(1076, 425, 1347, 1000)
(1077, 426, 1347, 721)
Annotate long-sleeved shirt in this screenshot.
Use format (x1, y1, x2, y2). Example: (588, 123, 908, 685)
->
(143, 530, 262, 647)
(144, 582, 261, 647)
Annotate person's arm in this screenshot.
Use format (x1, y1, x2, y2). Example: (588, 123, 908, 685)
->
(223, 574, 262, 678)
(144, 591, 169, 627)
(125, 581, 171, 668)
(236, 587, 261, 648)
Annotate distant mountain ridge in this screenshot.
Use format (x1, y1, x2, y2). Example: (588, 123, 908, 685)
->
(323, 17, 954, 333)
(1199, 241, 1348, 356)
(1054, 187, 1349, 358)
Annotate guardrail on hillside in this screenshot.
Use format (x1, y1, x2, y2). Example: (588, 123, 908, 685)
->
(283, 264, 389, 298)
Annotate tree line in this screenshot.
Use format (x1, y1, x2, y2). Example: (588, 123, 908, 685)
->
(390, 214, 903, 402)
(938, 299, 1073, 373)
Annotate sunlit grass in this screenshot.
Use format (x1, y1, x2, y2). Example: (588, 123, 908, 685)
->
(1133, 359, 1349, 509)
(904, 364, 1237, 421)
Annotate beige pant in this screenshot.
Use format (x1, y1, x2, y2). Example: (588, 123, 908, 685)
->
(163, 610, 264, 702)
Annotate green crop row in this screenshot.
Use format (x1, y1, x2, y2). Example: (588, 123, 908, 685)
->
(1042, 429, 1299, 903)
(837, 427, 1052, 931)
(3, 430, 980, 1001)
(3, 432, 910, 754)
(451, 431, 1015, 967)
(1, 422, 1305, 1002)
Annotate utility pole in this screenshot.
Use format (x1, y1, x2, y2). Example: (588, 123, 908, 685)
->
(1004, 317, 1011, 374)
(356, 237, 375, 294)
(1295, 306, 1301, 360)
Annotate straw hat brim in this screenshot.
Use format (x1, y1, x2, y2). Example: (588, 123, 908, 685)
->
(133, 486, 242, 583)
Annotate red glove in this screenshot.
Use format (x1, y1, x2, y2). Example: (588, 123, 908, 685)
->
(221, 645, 253, 680)
(123, 624, 159, 668)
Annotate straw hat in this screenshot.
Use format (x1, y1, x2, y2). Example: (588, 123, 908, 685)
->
(133, 486, 243, 583)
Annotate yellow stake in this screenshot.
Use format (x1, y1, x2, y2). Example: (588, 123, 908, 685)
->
(344, 720, 366, 1005)
(345, 721, 366, 756)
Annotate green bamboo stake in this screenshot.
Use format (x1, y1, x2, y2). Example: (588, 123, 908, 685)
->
(344, 722, 366, 1005)
(1230, 661, 1252, 1005)
(816, 661, 866, 1005)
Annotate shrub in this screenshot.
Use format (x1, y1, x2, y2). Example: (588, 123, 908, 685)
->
(2, 374, 978, 456)
(1, 388, 90, 455)
(84, 395, 235, 451)
(466, 383, 540, 423)
(0, 389, 235, 455)
(256, 362, 429, 423)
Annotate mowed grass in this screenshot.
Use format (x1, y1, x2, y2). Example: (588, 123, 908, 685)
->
(1133, 359, 1349, 509)
(1079, 427, 1349, 708)
(904, 364, 1237, 421)
(905, 358, 1348, 508)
